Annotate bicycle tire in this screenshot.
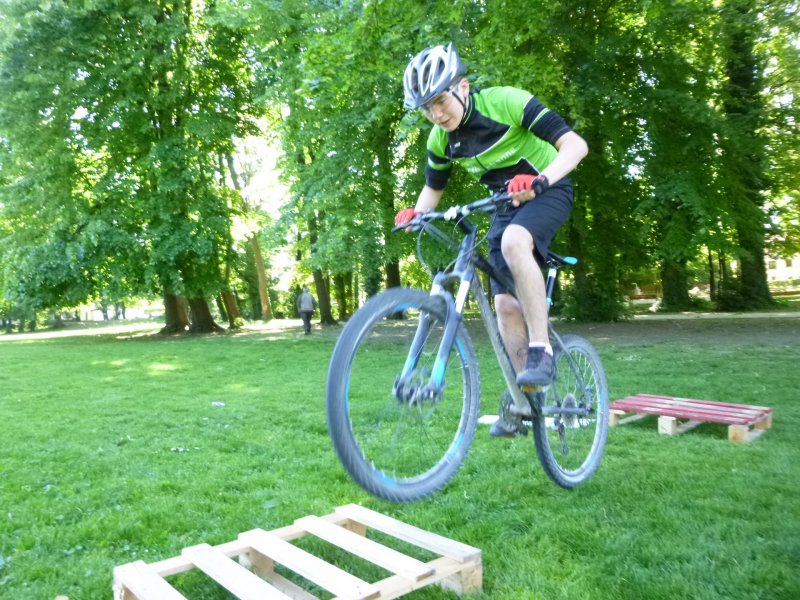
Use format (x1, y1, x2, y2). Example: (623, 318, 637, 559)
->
(326, 287, 480, 502)
(532, 334, 608, 488)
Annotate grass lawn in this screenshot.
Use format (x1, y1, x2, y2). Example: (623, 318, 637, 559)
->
(1, 316, 798, 599)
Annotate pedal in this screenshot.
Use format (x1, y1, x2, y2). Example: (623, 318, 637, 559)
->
(520, 383, 549, 393)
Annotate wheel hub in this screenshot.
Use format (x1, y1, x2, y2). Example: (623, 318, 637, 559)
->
(393, 371, 443, 406)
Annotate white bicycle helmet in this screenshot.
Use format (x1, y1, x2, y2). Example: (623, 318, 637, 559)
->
(403, 43, 466, 110)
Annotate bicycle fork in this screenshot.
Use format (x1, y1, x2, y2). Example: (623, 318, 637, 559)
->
(393, 272, 472, 404)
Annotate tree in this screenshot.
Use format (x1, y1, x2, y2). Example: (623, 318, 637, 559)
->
(223, 151, 274, 322)
(714, 0, 777, 309)
(634, 0, 724, 310)
(760, 2, 800, 259)
(491, 0, 646, 320)
(0, 0, 262, 332)
(248, 0, 484, 319)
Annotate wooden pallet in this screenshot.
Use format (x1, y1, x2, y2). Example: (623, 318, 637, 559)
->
(609, 393, 772, 443)
(113, 504, 481, 600)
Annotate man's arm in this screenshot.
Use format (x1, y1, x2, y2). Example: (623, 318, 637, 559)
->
(414, 185, 444, 213)
(508, 131, 589, 206)
(539, 131, 588, 186)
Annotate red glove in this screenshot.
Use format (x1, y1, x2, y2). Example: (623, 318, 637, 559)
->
(507, 174, 550, 196)
(394, 207, 419, 226)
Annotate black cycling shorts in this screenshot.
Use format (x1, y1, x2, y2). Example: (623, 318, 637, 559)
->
(487, 179, 573, 296)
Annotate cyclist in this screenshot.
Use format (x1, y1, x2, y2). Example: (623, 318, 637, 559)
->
(395, 43, 588, 437)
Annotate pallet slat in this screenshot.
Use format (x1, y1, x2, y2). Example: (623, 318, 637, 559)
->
(336, 504, 480, 563)
(240, 529, 381, 600)
(181, 544, 288, 600)
(294, 515, 435, 582)
(630, 393, 766, 412)
(113, 561, 188, 600)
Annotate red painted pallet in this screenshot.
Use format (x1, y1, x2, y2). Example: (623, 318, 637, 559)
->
(609, 393, 772, 442)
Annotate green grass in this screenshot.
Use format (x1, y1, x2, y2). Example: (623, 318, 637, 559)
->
(1, 317, 798, 599)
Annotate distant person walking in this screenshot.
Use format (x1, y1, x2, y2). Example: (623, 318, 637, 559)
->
(298, 287, 316, 335)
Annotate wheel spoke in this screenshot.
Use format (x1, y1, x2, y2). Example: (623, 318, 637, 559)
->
(326, 289, 479, 502)
(533, 335, 608, 488)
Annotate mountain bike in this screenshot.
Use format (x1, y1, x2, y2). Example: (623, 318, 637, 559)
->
(325, 192, 608, 502)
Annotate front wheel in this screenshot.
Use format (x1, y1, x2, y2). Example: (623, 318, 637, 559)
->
(532, 334, 608, 488)
(326, 287, 480, 502)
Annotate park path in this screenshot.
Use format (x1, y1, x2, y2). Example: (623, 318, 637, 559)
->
(0, 318, 307, 342)
(632, 310, 799, 320)
(1, 311, 797, 342)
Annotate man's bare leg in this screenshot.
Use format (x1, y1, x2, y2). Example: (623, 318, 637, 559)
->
(495, 293, 528, 374)
(490, 293, 530, 437)
(489, 225, 554, 437)
(500, 224, 549, 347)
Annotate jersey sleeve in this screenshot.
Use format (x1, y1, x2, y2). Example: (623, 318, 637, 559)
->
(481, 86, 572, 145)
(424, 126, 452, 190)
(520, 95, 572, 145)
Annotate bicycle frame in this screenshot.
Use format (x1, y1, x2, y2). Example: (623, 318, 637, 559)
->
(327, 194, 608, 500)
(396, 207, 592, 421)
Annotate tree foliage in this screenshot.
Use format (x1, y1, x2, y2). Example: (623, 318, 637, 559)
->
(1, 0, 796, 327)
(0, 0, 261, 331)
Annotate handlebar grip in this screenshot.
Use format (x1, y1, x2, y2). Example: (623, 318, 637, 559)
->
(391, 218, 423, 233)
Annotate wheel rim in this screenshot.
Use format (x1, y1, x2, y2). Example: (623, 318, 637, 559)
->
(342, 301, 474, 488)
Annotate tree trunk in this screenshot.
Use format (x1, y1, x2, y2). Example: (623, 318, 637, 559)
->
(661, 259, 691, 311)
(385, 261, 402, 289)
(386, 259, 411, 321)
(188, 297, 224, 333)
(304, 212, 336, 325)
(161, 293, 190, 333)
(221, 291, 241, 329)
(736, 221, 773, 308)
(566, 194, 624, 321)
(719, 253, 731, 289)
(216, 295, 228, 322)
(333, 272, 350, 320)
(249, 236, 273, 320)
(707, 248, 717, 302)
(312, 269, 336, 325)
(352, 271, 360, 312)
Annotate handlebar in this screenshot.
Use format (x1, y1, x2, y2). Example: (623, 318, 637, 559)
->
(391, 192, 513, 233)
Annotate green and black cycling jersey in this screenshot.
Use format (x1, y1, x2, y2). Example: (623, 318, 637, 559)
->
(425, 86, 573, 193)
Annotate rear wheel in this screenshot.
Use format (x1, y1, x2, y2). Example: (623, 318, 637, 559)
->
(532, 334, 608, 487)
(326, 287, 480, 502)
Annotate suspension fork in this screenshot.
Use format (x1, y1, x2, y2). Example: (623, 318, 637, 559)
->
(398, 276, 471, 392)
(399, 250, 476, 395)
